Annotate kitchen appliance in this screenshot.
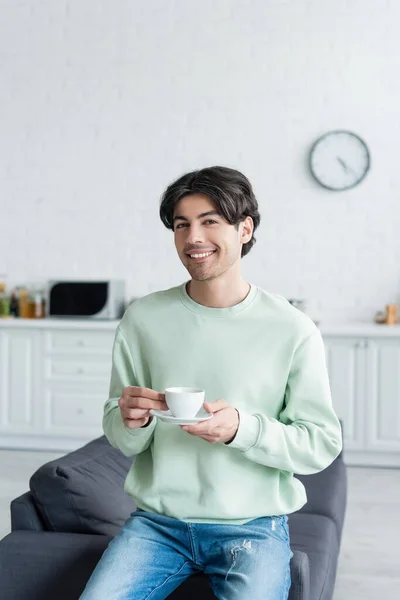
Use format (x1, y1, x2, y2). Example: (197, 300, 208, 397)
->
(48, 280, 125, 319)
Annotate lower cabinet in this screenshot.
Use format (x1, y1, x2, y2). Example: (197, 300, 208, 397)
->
(1, 324, 400, 464)
(324, 336, 400, 467)
(0, 325, 116, 451)
(323, 337, 366, 453)
(0, 329, 42, 436)
(43, 386, 109, 435)
(365, 339, 400, 459)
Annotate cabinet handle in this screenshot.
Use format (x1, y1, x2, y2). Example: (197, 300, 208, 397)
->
(355, 340, 369, 349)
(78, 340, 85, 347)
(77, 368, 84, 374)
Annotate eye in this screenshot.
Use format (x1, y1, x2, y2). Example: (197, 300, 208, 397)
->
(204, 219, 218, 225)
(175, 223, 188, 230)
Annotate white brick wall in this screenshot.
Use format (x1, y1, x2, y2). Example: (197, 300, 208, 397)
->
(1, 0, 399, 322)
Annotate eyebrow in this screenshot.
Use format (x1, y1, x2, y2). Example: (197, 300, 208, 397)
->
(172, 210, 220, 223)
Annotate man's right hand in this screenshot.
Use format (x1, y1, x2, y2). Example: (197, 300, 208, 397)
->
(118, 386, 168, 429)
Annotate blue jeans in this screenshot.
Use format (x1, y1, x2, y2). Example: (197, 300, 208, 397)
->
(80, 510, 292, 600)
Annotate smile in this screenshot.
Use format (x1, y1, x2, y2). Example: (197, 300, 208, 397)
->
(187, 250, 217, 261)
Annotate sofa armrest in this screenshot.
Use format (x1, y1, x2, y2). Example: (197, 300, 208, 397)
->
(0, 530, 111, 600)
(289, 549, 310, 600)
(296, 452, 347, 546)
(11, 491, 46, 532)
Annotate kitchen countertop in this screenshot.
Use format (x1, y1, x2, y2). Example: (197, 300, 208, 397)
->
(318, 322, 400, 337)
(1, 317, 400, 337)
(0, 317, 120, 330)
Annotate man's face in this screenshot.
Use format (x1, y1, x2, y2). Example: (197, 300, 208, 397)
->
(173, 194, 250, 282)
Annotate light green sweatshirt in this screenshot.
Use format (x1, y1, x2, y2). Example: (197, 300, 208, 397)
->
(103, 282, 342, 524)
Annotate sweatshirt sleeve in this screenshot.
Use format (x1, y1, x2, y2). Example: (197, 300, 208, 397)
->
(102, 327, 156, 458)
(228, 328, 342, 474)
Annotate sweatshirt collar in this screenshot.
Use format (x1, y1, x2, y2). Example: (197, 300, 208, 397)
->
(179, 281, 258, 318)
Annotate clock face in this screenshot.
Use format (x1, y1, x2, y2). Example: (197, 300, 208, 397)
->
(309, 130, 370, 190)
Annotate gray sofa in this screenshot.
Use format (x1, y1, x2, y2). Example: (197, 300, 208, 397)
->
(0, 435, 347, 600)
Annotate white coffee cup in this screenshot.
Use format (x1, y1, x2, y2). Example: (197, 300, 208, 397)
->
(165, 387, 205, 418)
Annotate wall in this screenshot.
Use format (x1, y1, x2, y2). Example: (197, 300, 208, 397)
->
(1, 0, 400, 322)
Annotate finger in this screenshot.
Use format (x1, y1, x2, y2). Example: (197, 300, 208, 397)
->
(199, 435, 217, 443)
(203, 399, 228, 413)
(181, 412, 219, 434)
(125, 408, 150, 420)
(124, 397, 168, 411)
(124, 417, 149, 429)
(134, 398, 168, 411)
(180, 428, 216, 443)
(128, 387, 166, 402)
(181, 423, 213, 435)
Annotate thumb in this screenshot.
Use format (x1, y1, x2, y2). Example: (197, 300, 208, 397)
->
(203, 399, 228, 413)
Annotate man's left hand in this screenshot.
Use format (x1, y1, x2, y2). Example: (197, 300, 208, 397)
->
(181, 399, 239, 444)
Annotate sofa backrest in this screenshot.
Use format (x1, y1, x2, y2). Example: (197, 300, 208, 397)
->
(30, 436, 135, 536)
(29, 435, 346, 538)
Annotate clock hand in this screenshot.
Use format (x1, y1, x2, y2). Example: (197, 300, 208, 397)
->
(336, 156, 349, 173)
(336, 157, 357, 177)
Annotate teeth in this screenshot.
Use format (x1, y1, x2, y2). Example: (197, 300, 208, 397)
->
(190, 251, 215, 258)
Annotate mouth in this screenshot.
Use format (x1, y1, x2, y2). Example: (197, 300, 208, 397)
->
(186, 250, 217, 263)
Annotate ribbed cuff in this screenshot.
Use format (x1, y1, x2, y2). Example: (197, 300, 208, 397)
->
(227, 411, 260, 452)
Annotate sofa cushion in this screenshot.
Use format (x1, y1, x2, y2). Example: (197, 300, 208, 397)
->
(289, 513, 339, 600)
(0, 532, 308, 600)
(29, 436, 134, 536)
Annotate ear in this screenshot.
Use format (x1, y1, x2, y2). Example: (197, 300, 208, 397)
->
(240, 216, 253, 244)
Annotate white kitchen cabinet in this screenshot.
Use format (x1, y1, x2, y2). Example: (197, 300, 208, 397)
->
(0, 329, 42, 435)
(323, 333, 400, 467)
(365, 339, 400, 458)
(323, 337, 367, 452)
(41, 328, 113, 440)
(0, 320, 117, 451)
(1, 319, 400, 464)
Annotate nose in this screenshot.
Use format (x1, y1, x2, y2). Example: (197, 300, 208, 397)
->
(185, 222, 205, 245)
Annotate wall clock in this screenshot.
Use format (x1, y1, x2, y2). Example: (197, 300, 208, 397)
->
(309, 130, 370, 191)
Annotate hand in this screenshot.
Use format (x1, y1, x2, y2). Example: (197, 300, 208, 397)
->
(119, 386, 168, 429)
(181, 399, 239, 444)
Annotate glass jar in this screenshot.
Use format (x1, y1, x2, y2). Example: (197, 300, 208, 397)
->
(0, 284, 10, 317)
(18, 288, 31, 318)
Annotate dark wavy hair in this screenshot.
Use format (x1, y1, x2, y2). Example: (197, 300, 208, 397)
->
(159, 166, 261, 257)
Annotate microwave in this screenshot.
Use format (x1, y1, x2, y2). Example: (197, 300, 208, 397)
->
(48, 280, 125, 319)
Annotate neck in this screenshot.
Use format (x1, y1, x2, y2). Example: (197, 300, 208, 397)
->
(187, 273, 251, 309)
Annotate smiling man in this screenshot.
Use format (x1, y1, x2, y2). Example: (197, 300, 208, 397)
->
(80, 166, 342, 600)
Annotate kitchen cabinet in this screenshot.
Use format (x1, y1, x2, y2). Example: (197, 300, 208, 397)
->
(365, 339, 400, 457)
(323, 333, 400, 467)
(1, 319, 400, 464)
(0, 320, 117, 451)
(0, 329, 42, 435)
(323, 337, 366, 452)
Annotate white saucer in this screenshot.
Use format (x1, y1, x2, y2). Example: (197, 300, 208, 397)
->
(149, 408, 213, 425)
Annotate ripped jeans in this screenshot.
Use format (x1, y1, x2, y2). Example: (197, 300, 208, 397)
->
(80, 510, 292, 600)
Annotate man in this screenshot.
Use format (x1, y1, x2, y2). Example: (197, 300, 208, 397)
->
(80, 166, 342, 600)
